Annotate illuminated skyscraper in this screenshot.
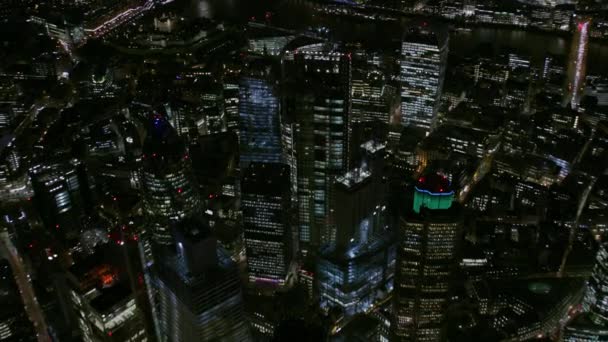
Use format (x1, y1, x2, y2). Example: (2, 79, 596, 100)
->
(400, 25, 448, 131)
(565, 16, 591, 109)
(140, 114, 201, 248)
(583, 243, 608, 324)
(317, 164, 394, 317)
(241, 162, 293, 287)
(351, 67, 397, 124)
(392, 173, 462, 342)
(239, 59, 282, 166)
(562, 243, 608, 341)
(154, 217, 251, 341)
(282, 45, 352, 249)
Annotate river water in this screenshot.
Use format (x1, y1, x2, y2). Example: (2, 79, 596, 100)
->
(187, 0, 608, 74)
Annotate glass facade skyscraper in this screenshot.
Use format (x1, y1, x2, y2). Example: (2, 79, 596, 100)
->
(562, 243, 608, 341)
(140, 114, 200, 247)
(154, 217, 250, 342)
(239, 60, 282, 166)
(583, 243, 608, 324)
(282, 46, 352, 249)
(241, 162, 293, 287)
(318, 150, 394, 318)
(400, 25, 448, 131)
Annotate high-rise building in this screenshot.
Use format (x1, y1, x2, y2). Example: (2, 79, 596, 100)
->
(565, 16, 591, 109)
(392, 173, 462, 342)
(239, 59, 282, 167)
(317, 164, 394, 317)
(562, 242, 608, 341)
(282, 45, 352, 249)
(140, 114, 200, 247)
(241, 162, 293, 287)
(400, 24, 448, 131)
(224, 79, 240, 131)
(583, 242, 608, 324)
(153, 217, 251, 341)
(30, 161, 91, 239)
(351, 67, 397, 124)
(67, 252, 147, 342)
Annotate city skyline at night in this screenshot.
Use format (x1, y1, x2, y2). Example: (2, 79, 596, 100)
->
(1, 0, 608, 341)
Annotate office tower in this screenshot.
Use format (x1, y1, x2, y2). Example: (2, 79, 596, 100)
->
(154, 217, 250, 341)
(317, 164, 394, 317)
(239, 59, 282, 167)
(241, 162, 293, 287)
(562, 243, 608, 341)
(0, 144, 32, 202)
(224, 79, 240, 131)
(583, 243, 608, 324)
(163, 101, 197, 140)
(351, 67, 397, 124)
(280, 119, 298, 204)
(0, 104, 14, 128)
(282, 45, 352, 249)
(67, 251, 147, 342)
(30, 161, 91, 239)
(200, 80, 227, 136)
(565, 16, 591, 109)
(140, 114, 200, 247)
(400, 24, 448, 131)
(393, 173, 462, 342)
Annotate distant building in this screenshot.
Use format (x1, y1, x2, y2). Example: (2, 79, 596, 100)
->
(351, 67, 397, 124)
(400, 24, 448, 131)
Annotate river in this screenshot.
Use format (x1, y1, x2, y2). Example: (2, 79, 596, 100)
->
(185, 0, 608, 74)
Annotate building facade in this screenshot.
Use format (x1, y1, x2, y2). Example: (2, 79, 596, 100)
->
(241, 162, 293, 287)
(392, 174, 462, 342)
(400, 25, 449, 131)
(282, 46, 352, 250)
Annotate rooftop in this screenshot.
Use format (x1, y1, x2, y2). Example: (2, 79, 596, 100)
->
(241, 162, 290, 196)
(336, 168, 372, 190)
(89, 284, 133, 314)
(415, 172, 453, 194)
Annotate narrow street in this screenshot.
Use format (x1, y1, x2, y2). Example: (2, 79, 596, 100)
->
(0, 232, 51, 342)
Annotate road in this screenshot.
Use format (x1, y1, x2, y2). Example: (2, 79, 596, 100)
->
(0, 232, 51, 342)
